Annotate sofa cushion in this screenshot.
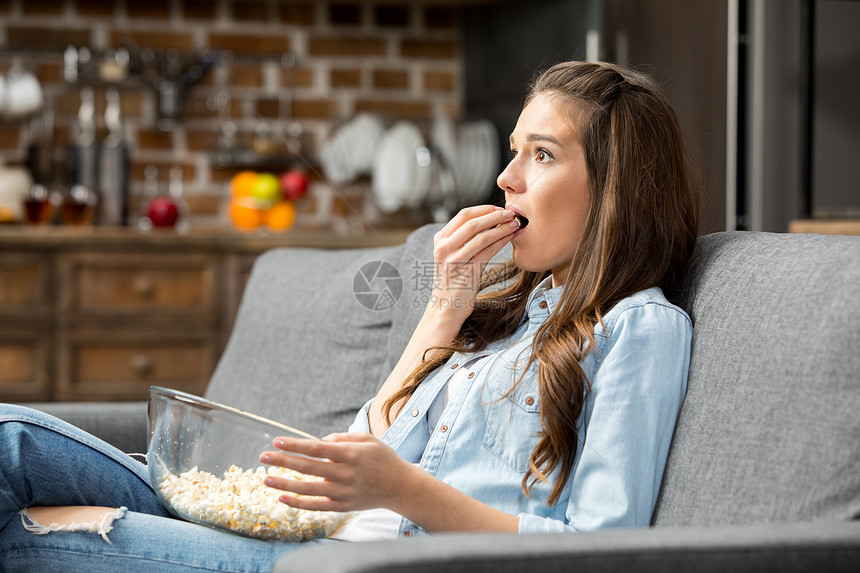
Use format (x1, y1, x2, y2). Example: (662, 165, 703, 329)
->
(653, 231, 860, 526)
(205, 245, 400, 437)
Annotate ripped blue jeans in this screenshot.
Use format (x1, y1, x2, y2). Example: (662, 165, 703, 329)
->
(0, 404, 333, 572)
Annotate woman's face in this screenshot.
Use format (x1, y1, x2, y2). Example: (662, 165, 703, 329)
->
(497, 92, 591, 287)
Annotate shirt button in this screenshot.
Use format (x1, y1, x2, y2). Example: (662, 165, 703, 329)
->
(525, 396, 535, 406)
(539, 301, 548, 309)
(451, 363, 459, 369)
(403, 530, 413, 537)
(411, 409, 419, 417)
(440, 425, 448, 433)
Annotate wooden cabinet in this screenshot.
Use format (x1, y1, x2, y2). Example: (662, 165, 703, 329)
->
(0, 331, 52, 401)
(0, 227, 411, 402)
(57, 252, 220, 327)
(0, 253, 53, 400)
(56, 330, 219, 401)
(54, 252, 221, 400)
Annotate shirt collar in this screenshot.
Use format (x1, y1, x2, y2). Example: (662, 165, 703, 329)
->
(524, 276, 564, 320)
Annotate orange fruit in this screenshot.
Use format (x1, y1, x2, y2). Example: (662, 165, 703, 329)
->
(231, 171, 258, 199)
(265, 201, 296, 231)
(230, 198, 262, 230)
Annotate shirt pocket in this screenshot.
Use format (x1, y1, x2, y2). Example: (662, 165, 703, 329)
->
(480, 360, 543, 474)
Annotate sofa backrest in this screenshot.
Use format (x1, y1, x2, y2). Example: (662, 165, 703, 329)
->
(206, 243, 402, 437)
(653, 231, 860, 526)
(211, 225, 859, 526)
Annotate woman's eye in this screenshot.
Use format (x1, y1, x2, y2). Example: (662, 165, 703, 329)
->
(509, 149, 518, 160)
(536, 149, 553, 162)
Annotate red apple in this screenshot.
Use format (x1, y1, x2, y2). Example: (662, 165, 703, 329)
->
(279, 169, 309, 201)
(148, 196, 180, 228)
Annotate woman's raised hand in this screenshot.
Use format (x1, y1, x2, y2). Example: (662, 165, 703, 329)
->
(365, 206, 518, 437)
(428, 205, 519, 322)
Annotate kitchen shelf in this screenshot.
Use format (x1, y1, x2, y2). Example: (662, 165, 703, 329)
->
(209, 149, 315, 172)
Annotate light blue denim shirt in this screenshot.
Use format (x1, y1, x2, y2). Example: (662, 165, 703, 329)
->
(349, 278, 692, 536)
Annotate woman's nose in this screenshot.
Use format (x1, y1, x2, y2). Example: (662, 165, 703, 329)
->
(497, 158, 522, 195)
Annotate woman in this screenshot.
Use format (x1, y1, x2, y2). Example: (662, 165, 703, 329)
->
(0, 60, 700, 571)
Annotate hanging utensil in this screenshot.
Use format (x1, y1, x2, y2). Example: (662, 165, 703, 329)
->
(151, 49, 219, 131)
(67, 86, 100, 223)
(99, 88, 130, 226)
(69, 86, 98, 186)
(24, 93, 54, 186)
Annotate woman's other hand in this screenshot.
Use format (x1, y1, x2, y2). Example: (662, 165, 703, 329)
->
(260, 432, 519, 533)
(260, 432, 412, 513)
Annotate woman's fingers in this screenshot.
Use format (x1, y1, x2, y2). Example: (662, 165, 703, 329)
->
(260, 433, 372, 483)
(259, 445, 355, 508)
(472, 228, 518, 266)
(262, 471, 352, 512)
(260, 432, 409, 513)
(260, 440, 341, 482)
(444, 208, 516, 248)
(435, 205, 501, 239)
(436, 206, 513, 249)
(260, 450, 334, 480)
(264, 473, 350, 503)
(436, 209, 518, 264)
(276, 491, 348, 513)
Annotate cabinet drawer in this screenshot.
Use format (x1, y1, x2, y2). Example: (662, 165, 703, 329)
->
(57, 331, 217, 401)
(0, 335, 51, 401)
(0, 254, 51, 319)
(59, 253, 218, 321)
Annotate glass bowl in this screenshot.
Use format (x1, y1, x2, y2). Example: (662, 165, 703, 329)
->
(147, 386, 350, 542)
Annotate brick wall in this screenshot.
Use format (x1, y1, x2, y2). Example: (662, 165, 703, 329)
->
(0, 0, 463, 231)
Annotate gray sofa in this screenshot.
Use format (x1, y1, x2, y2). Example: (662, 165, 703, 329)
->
(31, 225, 860, 571)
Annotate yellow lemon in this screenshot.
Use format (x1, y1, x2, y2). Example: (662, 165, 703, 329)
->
(251, 173, 282, 206)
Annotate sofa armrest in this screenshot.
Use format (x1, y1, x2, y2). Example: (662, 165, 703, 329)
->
(274, 520, 860, 573)
(25, 401, 148, 455)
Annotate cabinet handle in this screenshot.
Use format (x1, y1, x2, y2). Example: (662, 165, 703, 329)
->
(132, 354, 153, 375)
(133, 275, 155, 299)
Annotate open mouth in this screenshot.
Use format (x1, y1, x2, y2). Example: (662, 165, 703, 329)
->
(514, 214, 529, 229)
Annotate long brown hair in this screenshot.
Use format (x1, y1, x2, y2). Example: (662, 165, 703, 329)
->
(384, 61, 701, 505)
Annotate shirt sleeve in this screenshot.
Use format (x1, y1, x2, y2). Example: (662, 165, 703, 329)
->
(518, 301, 692, 534)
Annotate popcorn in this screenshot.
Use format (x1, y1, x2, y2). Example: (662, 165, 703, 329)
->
(159, 465, 349, 542)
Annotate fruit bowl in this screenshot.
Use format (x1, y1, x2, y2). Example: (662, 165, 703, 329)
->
(147, 386, 350, 541)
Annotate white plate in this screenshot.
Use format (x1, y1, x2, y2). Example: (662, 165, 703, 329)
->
(320, 136, 352, 186)
(407, 144, 432, 209)
(347, 113, 384, 175)
(431, 112, 457, 171)
(372, 121, 426, 213)
(320, 114, 384, 185)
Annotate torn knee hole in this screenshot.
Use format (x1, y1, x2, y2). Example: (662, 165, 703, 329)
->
(20, 506, 128, 543)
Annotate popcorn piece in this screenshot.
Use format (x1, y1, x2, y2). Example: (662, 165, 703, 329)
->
(159, 465, 349, 542)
